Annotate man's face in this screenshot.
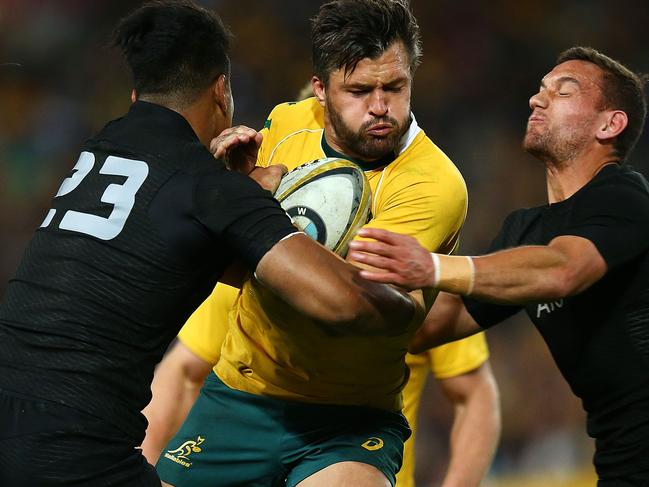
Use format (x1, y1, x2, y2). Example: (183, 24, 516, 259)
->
(524, 60, 607, 163)
(316, 41, 412, 162)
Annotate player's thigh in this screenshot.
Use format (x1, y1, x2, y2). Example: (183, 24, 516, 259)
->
(284, 404, 410, 487)
(296, 461, 390, 487)
(156, 373, 285, 487)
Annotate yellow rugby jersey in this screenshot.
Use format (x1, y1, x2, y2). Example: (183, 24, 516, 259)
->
(179, 290, 487, 487)
(215, 97, 469, 411)
(396, 334, 489, 487)
(177, 283, 239, 364)
(179, 289, 488, 487)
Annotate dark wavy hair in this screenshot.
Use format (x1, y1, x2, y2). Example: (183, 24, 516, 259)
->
(311, 0, 422, 84)
(113, 0, 231, 102)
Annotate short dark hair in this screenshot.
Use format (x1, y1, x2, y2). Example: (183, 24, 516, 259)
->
(557, 46, 648, 162)
(311, 0, 421, 84)
(113, 0, 231, 102)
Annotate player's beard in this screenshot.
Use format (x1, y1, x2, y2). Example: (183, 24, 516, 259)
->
(523, 120, 592, 164)
(523, 122, 588, 164)
(327, 100, 409, 161)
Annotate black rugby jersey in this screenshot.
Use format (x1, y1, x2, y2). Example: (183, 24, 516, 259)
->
(0, 101, 296, 442)
(463, 164, 649, 478)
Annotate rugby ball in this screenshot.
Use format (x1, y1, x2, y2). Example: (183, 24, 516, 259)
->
(275, 158, 371, 256)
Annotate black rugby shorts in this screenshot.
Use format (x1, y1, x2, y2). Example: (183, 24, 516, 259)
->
(0, 388, 161, 487)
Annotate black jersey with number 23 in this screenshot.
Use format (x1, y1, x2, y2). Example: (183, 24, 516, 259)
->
(0, 101, 296, 443)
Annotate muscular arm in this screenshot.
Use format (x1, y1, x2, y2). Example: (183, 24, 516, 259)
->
(349, 229, 607, 305)
(141, 341, 212, 464)
(256, 233, 424, 335)
(438, 362, 501, 487)
(470, 235, 606, 304)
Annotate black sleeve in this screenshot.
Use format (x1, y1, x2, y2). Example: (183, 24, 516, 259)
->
(462, 295, 521, 329)
(461, 210, 524, 329)
(193, 168, 297, 270)
(565, 176, 649, 271)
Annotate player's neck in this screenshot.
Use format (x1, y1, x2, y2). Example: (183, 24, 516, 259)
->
(321, 133, 395, 171)
(138, 92, 218, 149)
(545, 155, 619, 204)
(179, 104, 212, 148)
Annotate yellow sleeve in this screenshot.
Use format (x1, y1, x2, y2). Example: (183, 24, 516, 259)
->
(177, 283, 240, 365)
(428, 333, 489, 379)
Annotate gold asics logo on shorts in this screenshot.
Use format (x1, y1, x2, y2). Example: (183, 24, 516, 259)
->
(361, 437, 384, 451)
(163, 436, 205, 468)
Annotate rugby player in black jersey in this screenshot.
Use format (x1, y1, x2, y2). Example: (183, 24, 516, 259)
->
(350, 47, 649, 486)
(0, 2, 421, 486)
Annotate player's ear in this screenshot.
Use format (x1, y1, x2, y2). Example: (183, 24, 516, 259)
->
(596, 110, 628, 143)
(312, 76, 326, 108)
(213, 74, 229, 116)
(130, 89, 137, 104)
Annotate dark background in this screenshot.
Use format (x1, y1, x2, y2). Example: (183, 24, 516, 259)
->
(2, 1, 648, 485)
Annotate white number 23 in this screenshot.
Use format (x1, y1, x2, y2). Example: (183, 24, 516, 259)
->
(41, 152, 149, 240)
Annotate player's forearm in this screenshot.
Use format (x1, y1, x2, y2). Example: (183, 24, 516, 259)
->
(440, 365, 501, 487)
(257, 234, 420, 335)
(467, 245, 578, 304)
(289, 262, 421, 335)
(466, 246, 566, 303)
(141, 377, 202, 464)
(141, 416, 179, 465)
(141, 346, 210, 464)
(349, 230, 602, 304)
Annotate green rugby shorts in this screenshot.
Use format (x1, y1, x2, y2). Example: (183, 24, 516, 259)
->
(156, 373, 410, 486)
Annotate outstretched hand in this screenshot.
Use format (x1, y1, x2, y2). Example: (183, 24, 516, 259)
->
(347, 228, 435, 290)
(210, 125, 263, 175)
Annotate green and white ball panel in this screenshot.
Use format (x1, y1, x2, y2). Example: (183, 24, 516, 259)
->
(275, 158, 371, 256)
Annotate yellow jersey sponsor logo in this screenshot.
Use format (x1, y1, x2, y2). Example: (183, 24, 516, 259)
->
(361, 437, 384, 451)
(163, 436, 205, 468)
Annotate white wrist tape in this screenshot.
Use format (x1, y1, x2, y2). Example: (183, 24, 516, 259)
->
(430, 253, 441, 287)
(466, 256, 475, 295)
(430, 253, 476, 295)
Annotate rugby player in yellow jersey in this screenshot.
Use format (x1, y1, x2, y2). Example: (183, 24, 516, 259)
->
(152, 1, 499, 486)
(144, 286, 499, 487)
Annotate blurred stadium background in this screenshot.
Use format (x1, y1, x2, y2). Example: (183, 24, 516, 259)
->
(1, 1, 648, 485)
